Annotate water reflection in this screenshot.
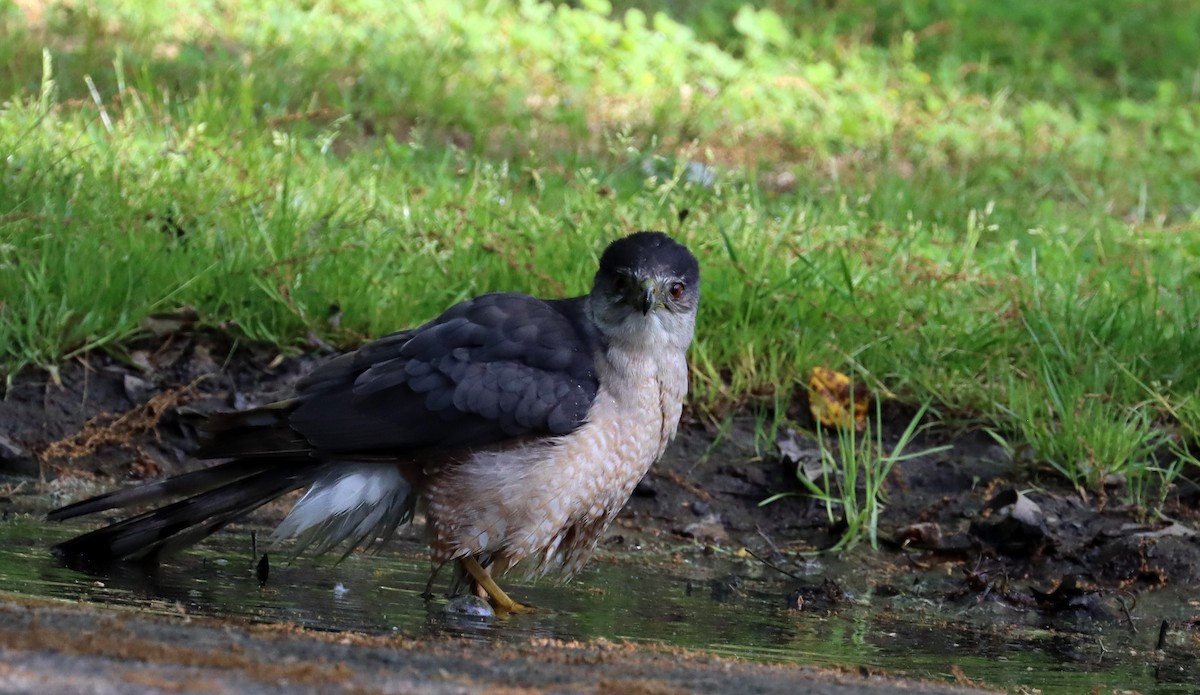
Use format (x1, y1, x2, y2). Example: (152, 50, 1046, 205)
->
(2, 516, 1197, 693)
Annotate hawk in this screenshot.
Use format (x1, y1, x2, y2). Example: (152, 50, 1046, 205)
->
(49, 231, 701, 612)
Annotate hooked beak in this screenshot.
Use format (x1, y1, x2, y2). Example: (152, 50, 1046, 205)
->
(636, 277, 656, 316)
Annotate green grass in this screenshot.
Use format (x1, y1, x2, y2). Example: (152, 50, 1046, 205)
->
(2, 0, 1199, 510)
(763, 399, 949, 552)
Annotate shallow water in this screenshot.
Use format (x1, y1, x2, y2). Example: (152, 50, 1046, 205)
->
(1, 516, 1196, 693)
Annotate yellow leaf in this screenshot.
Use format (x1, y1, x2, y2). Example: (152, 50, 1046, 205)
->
(808, 367, 868, 431)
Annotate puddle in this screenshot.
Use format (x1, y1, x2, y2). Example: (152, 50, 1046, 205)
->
(1, 515, 1197, 693)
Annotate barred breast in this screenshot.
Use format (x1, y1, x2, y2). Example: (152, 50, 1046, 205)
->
(424, 345, 689, 578)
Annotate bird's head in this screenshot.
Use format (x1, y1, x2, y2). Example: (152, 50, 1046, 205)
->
(591, 231, 700, 349)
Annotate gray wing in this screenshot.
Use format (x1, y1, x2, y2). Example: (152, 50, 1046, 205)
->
(287, 293, 599, 452)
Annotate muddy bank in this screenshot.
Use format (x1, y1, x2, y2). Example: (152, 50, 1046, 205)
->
(2, 332, 1199, 624)
(0, 596, 989, 695)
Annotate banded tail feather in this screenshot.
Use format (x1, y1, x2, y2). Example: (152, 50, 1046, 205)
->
(49, 404, 417, 568)
(51, 457, 321, 566)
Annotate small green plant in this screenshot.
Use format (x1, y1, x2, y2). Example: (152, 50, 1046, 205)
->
(1127, 439, 1198, 519)
(763, 399, 949, 553)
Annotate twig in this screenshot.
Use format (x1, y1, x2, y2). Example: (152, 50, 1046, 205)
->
(744, 547, 803, 582)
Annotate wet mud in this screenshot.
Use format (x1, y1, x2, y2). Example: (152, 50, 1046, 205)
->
(0, 596, 988, 695)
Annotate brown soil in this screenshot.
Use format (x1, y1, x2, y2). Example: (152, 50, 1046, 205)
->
(0, 597, 988, 695)
(2, 331, 1199, 617)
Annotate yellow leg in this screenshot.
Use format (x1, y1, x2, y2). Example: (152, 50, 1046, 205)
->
(460, 556, 531, 613)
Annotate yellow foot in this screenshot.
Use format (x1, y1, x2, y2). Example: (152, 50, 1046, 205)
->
(460, 556, 532, 614)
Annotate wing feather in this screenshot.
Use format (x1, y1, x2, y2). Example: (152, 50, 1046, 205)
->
(287, 293, 598, 453)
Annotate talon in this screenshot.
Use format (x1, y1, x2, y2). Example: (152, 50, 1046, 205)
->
(461, 556, 532, 613)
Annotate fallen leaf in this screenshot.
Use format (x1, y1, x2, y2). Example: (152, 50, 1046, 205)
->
(139, 306, 199, 337)
(776, 427, 823, 481)
(808, 367, 868, 431)
(970, 488, 1050, 556)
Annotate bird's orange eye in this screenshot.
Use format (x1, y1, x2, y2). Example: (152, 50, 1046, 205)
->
(669, 282, 685, 300)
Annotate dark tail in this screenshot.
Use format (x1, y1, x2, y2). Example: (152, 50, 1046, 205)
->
(49, 404, 320, 567)
(51, 457, 322, 566)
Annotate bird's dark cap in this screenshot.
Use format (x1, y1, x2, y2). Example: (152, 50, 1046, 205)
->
(598, 231, 700, 287)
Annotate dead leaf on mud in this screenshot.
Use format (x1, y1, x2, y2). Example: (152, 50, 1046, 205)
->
(776, 428, 822, 481)
(807, 367, 867, 431)
(970, 488, 1050, 556)
(140, 306, 200, 337)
